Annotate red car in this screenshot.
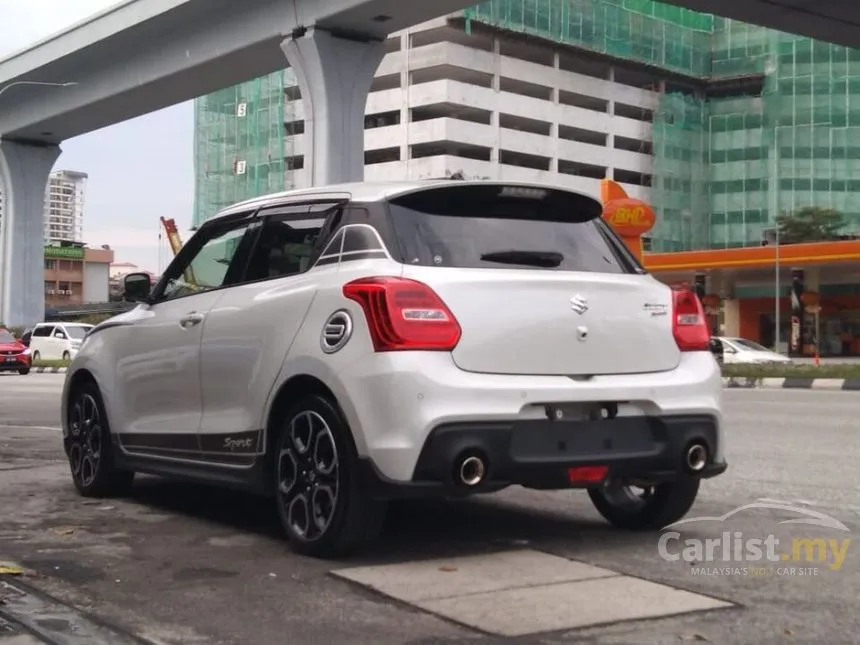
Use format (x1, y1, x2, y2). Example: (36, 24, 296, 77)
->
(0, 328, 31, 375)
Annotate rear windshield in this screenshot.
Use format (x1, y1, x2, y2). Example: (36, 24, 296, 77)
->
(0, 330, 15, 343)
(386, 185, 641, 274)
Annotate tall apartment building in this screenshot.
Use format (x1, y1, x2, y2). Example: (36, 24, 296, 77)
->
(44, 169, 87, 244)
(194, 0, 860, 255)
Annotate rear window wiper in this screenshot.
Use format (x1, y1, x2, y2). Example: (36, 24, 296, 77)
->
(479, 250, 563, 267)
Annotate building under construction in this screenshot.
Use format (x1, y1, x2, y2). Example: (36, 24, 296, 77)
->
(193, 0, 860, 253)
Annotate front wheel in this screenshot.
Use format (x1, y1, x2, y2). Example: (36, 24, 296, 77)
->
(274, 395, 386, 558)
(65, 381, 134, 497)
(587, 477, 700, 530)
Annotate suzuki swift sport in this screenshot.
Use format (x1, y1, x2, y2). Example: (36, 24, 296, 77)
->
(61, 180, 726, 558)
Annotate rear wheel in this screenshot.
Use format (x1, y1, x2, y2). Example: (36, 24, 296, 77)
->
(17, 368, 30, 376)
(587, 477, 700, 530)
(274, 394, 386, 558)
(65, 381, 134, 497)
(32, 351, 40, 362)
(62, 351, 71, 361)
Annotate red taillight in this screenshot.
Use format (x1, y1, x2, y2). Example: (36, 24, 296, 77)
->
(672, 288, 710, 351)
(343, 277, 461, 351)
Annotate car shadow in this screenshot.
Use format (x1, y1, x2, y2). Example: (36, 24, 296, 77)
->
(126, 475, 645, 565)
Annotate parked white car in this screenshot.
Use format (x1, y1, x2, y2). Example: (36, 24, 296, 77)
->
(61, 180, 726, 558)
(30, 322, 94, 361)
(715, 336, 792, 364)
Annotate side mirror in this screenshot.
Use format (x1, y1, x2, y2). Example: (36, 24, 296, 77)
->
(54, 331, 67, 339)
(123, 272, 152, 302)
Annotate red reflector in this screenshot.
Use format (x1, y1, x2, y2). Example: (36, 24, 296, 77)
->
(567, 465, 609, 484)
(671, 288, 710, 352)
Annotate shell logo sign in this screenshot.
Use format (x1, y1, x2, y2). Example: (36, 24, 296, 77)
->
(599, 179, 657, 262)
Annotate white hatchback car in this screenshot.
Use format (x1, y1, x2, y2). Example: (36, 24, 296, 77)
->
(61, 181, 725, 558)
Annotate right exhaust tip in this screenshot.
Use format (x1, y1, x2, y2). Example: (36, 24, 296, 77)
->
(457, 455, 486, 487)
(685, 442, 708, 473)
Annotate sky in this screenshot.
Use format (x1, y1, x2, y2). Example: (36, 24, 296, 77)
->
(0, 0, 193, 274)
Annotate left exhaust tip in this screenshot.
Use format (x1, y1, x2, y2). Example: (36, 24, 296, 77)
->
(685, 442, 708, 473)
(456, 455, 486, 487)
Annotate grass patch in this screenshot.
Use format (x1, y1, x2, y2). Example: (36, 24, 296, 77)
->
(722, 363, 860, 380)
(32, 359, 71, 369)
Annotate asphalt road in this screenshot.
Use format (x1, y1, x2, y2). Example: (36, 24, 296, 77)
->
(0, 372, 857, 645)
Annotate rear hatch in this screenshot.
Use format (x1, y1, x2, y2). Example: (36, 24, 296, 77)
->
(385, 183, 680, 376)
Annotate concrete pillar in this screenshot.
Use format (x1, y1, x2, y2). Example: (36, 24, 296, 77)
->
(722, 299, 740, 336)
(0, 140, 60, 327)
(281, 28, 385, 186)
(805, 266, 821, 292)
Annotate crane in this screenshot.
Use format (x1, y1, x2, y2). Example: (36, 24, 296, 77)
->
(160, 217, 196, 285)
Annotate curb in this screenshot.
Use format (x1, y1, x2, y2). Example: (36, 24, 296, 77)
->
(722, 376, 860, 390)
(30, 367, 67, 374)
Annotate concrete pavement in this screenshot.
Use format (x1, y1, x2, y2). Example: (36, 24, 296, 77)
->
(0, 373, 857, 644)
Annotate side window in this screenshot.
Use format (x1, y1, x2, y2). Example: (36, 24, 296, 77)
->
(242, 203, 341, 283)
(157, 216, 255, 302)
(33, 326, 53, 337)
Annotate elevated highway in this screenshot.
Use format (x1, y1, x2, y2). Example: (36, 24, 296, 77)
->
(1, 0, 858, 325)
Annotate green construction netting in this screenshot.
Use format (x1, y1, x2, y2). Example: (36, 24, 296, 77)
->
(193, 71, 289, 226)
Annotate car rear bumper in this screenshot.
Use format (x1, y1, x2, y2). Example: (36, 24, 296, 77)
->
(0, 356, 30, 371)
(334, 350, 724, 486)
(358, 413, 726, 499)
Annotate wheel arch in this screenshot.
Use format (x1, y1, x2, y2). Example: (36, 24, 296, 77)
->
(262, 373, 355, 492)
(67, 366, 98, 395)
(62, 366, 113, 437)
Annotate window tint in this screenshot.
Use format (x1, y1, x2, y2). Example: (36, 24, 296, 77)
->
(160, 218, 253, 302)
(33, 326, 53, 337)
(387, 185, 634, 273)
(243, 208, 334, 282)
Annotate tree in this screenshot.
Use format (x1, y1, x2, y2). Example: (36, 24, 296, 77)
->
(776, 207, 845, 244)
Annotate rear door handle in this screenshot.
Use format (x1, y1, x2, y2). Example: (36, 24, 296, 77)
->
(179, 312, 205, 329)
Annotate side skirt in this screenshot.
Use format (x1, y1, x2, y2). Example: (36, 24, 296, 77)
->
(113, 429, 269, 496)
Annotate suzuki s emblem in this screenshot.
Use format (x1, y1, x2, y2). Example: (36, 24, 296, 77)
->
(570, 294, 588, 315)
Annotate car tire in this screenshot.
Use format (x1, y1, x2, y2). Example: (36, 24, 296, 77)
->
(65, 381, 135, 498)
(274, 394, 387, 558)
(32, 351, 40, 362)
(62, 351, 71, 361)
(587, 476, 700, 531)
(17, 368, 30, 376)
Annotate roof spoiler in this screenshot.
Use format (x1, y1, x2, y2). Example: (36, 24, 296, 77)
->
(426, 170, 488, 180)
